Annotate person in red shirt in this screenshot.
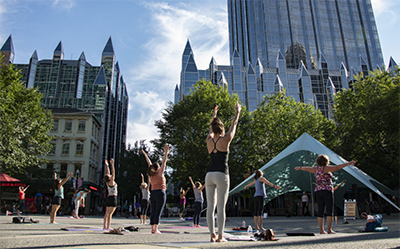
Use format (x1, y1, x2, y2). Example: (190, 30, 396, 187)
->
(17, 185, 29, 216)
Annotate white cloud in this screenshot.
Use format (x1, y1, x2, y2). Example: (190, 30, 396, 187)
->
(52, 0, 75, 12)
(124, 0, 229, 147)
(371, 0, 399, 24)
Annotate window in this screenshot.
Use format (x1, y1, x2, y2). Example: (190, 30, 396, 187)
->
(51, 119, 59, 131)
(76, 140, 84, 156)
(60, 163, 68, 178)
(64, 119, 72, 132)
(78, 120, 86, 132)
(49, 140, 56, 155)
(74, 163, 82, 178)
(62, 140, 70, 155)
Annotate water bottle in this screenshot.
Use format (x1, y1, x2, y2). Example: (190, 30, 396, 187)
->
(242, 221, 246, 228)
(247, 225, 253, 238)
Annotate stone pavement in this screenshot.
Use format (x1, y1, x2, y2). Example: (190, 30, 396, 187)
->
(0, 214, 399, 249)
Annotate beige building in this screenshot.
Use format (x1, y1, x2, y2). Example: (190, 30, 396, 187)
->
(44, 108, 103, 214)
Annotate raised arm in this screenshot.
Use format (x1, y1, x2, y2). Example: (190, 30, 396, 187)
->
(109, 158, 115, 181)
(333, 180, 347, 191)
(23, 185, 30, 192)
(60, 172, 73, 187)
(295, 166, 315, 173)
(189, 176, 196, 190)
(225, 102, 241, 141)
(159, 145, 170, 175)
(207, 105, 219, 140)
(105, 160, 110, 175)
(260, 177, 281, 190)
(244, 180, 255, 189)
(141, 173, 145, 184)
(183, 187, 190, 197)
(141, 149, 152, 167)
(325, 160, 356, 173)
(53, 172, 57, 180)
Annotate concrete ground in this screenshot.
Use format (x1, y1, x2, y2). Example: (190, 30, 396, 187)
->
(0, 214, 399, 249)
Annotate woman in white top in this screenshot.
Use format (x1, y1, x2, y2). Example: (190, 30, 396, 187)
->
(103, 158, 118, 230)
(140, 173, 150, 224)
(302, 191, 309, 217)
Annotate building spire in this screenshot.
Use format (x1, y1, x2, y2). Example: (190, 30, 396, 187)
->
(0, 35, 15, 63)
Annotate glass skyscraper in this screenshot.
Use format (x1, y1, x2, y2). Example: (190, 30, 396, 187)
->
(176, 0, 388, 118)
(228, 0, 384, 71)
(0, 35, 129, 167)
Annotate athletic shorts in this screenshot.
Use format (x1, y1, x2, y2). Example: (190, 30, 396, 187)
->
(106, 196, 117, 207)
(52, 196, 62, 205)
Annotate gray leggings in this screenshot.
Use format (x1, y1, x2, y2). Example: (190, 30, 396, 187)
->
(205, 172, 229, 235)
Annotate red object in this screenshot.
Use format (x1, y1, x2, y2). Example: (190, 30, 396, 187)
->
(89, 186, 97, 191)
(1, 182, 25, 187)
(0, 172, 21, 182)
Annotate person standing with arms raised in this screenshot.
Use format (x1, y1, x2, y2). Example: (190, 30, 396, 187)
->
(206, 102, 241, 242)
(50, 172, 72, 223)
(139, 173, 150, 224)
(142, 145, 170, 234)
(103, 158, 117, 231)
(295, 155, 355, 234)
(189, 176, 205, 227)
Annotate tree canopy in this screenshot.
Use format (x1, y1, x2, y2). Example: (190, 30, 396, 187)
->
(333, 67, 400, 189)
(250, 90, 336, 168)
(0, 58, 53, 175)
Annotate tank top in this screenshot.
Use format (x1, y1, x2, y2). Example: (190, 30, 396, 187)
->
(314, 166, 333, 192)
(19, 190, 25, 200)
(150, 170, 166, 191)
(194, 188, 203, 203)
(54, 186, 64, 199)
(180, 196, 186, 204)
(107, 181, 118, 196)
(254, 177, 266, 198)
(302, 195, 308, 202)
(141, 188, 149, 200)
(208, 137, 229, 174)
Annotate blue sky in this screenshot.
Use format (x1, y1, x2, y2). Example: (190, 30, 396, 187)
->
(0, 0, 399, 148)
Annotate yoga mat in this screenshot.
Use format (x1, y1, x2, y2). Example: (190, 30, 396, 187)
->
(159, 230, 180, 234)
(62, 226, 103, 231)
(286, 232, 315, 236)
(164, 226, 206, 229)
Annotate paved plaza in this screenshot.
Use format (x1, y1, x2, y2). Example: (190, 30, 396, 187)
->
(0, 214, 399, 249)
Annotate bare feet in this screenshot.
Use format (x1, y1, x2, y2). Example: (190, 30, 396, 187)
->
(152, 230, 162, 234)
(210, 233, 217, 242)
(328, 230, 336, 234)
(217, 235, 228, 243)
(320, 230, 327, 234)
(50, 221, 57, 224)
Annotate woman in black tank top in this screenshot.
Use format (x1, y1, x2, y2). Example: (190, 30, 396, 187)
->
(205, 102, 241, 242)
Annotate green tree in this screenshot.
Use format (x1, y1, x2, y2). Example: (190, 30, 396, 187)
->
(152, 79, 252, 188)
(250, 91, 336, 165)
(333, 68, 400, 189)
(0, 58, 53, 175)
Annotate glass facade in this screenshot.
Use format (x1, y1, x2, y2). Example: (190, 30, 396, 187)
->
(228, 0, 384, 71)
(0, 36, 129, 167)
(176, 0, 385, 118)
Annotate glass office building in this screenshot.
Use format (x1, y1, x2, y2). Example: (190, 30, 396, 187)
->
(0, 35, 129, 168)
(228, 0, 384, 71)
(176, 0, 387, 118)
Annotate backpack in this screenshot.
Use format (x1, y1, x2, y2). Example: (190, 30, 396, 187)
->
(265, 229, 279, 241)
(363, 214, 382, 232)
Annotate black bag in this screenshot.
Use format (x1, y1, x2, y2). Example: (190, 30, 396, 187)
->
(265, 229, 279, 241)
(12, 216, 39, 223)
